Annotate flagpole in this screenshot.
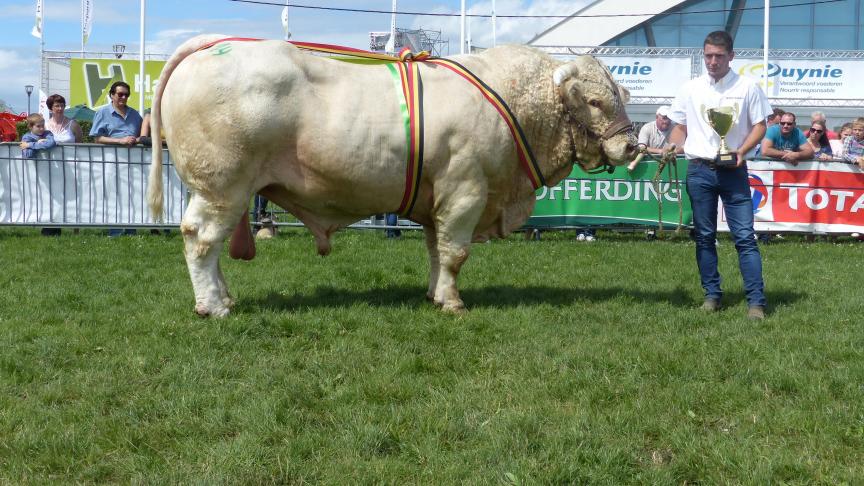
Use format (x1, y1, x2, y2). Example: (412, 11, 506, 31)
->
(492, 0, 496, 47)
(763, 0, 770, 93)
(140, 0, 146, 113)
(460, 0, 466, 54)
(41, 1, 46, 98)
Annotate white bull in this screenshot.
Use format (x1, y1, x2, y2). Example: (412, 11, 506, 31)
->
(147, 35, 637, 317)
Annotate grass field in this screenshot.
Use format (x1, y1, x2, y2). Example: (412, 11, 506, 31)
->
(1, 227, 863, 483)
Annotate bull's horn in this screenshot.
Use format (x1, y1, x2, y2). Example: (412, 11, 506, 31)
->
(553, 63, 579, 86)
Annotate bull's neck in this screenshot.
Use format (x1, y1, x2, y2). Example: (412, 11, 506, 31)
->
(493, 70, 575, 188)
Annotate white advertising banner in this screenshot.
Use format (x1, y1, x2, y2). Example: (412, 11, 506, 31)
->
(0, 144, 186, 225)
(597, 56, 692, 98)
(732, 58, 864, 100)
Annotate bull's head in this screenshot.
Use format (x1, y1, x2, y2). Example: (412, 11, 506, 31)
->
(554, 56, 637, 172)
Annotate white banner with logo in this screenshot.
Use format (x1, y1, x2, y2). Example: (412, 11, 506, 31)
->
(732, 58, 864, 100)
(597, 56, 692, 98)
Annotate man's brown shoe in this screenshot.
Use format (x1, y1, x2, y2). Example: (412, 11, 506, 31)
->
(747, 306, 765, 320)
(700, 298, 721, 312)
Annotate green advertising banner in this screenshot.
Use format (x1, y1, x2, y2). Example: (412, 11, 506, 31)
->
(69, 58, 166, 110)
(526, 159, 693, 228)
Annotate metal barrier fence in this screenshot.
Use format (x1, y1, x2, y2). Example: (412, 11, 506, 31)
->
(0, 143, 408, 231)
(1, 143, 185, 227)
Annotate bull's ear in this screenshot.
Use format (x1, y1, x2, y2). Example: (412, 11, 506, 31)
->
(618, 85, 630, 104)
(553, 63, 579, 87)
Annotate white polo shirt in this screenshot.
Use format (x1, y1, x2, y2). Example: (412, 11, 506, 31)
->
(669, 69, 772, 160)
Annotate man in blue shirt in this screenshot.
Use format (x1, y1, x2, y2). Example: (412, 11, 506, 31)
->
(760, 112, 813, 165)
(90, 81, 143, 236)
(89, 81, 143, 145)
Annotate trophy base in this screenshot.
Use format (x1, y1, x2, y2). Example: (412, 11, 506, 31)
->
(714, 152, 738, 168)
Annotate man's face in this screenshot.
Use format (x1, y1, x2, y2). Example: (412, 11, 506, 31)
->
(656, 114, 671, 131)
(111, 87, 130, 108)
(703, 43, 733, 80)
(853, 125, 864, 141)
(778, 115, 796, 136)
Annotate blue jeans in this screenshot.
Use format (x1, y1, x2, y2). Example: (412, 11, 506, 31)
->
(686, 161, 765, 307)
(254, 195, 269, 221)
(385, 213, 401, 238)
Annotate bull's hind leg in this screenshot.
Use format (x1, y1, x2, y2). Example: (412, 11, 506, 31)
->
(430, 183, 487, 313)
(180, 193, 244, 317)
(423, 226, 440, 302)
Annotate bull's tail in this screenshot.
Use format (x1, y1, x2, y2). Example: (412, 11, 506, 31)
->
(147, 34, 228, 221)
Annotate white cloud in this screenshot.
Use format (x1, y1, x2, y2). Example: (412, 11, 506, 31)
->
(145, 29, 203, 56)
(408, 0, 592, 52)
(0, 48, 40, 113)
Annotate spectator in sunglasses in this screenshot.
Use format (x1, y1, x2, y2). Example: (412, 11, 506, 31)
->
(807, 111, 838, 140)
(806, 121, 833, 161)
(760, 112, 813, 165)
(89, 80, 143, 146)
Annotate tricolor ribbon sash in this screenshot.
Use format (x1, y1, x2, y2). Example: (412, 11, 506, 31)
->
(195, 38, 545, 216)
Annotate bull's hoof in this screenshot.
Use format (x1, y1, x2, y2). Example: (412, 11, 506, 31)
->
(195, 303, 231, 318)
(441, 301, 466, 314)
(222, 296, 235, 309)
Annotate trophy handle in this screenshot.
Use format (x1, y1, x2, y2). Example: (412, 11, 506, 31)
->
(700, 104, 714, 128)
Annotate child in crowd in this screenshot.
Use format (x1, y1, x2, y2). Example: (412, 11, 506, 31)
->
(841, 117, 864, 169)
(19, 113, 56, 158)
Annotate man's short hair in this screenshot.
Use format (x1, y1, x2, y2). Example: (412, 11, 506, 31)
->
(810, 111, 827, 123)
(767, 107, 785, 123)
(26, 113, 45, 128)
(109, 81, 131, 95)
(704, 31, 733, 53)
(46, 94, 65, 110)
(781, 112, 797, 123)
(853, 117, 864, 129)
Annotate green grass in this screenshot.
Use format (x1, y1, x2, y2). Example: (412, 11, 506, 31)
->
(1, 227, 863, 483)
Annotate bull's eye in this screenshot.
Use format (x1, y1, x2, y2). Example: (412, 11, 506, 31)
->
(588, 99, 602, 109)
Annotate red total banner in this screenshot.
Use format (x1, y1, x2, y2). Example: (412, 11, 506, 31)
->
(719, 161, 864, 233)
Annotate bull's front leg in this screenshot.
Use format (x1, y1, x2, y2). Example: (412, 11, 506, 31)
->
(430, 182, 486, 313)
(180, 193, 241, 317)
(423, 226, 440, 302)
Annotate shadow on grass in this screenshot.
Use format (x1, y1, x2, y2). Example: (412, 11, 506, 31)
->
(239, 284, 797, 313)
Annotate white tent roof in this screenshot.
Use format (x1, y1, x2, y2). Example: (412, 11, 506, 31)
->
(528, 0, 688, 46)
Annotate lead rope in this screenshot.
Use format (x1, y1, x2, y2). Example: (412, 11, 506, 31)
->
(630, 145, 683, 236)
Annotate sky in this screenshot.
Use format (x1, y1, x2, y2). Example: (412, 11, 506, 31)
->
(0, 0, 588, 113)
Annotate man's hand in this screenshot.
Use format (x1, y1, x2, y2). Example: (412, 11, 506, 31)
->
(735, 149, 748, 168)
(857, 156, 864, 169)
(781, 150, 801, 166)
(121, 136, 137, 146)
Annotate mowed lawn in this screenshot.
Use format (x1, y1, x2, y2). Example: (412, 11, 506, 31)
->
(1, 227, 863, 483)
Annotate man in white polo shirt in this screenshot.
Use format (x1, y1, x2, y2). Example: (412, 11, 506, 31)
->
(668, 30, 772, 320)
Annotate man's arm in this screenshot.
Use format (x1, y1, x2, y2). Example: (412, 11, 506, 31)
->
(94, 135, 137, 145)
(669, 124, 687, 153)
(737, 121, 767, 167)
(758, 136, 784, 160)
